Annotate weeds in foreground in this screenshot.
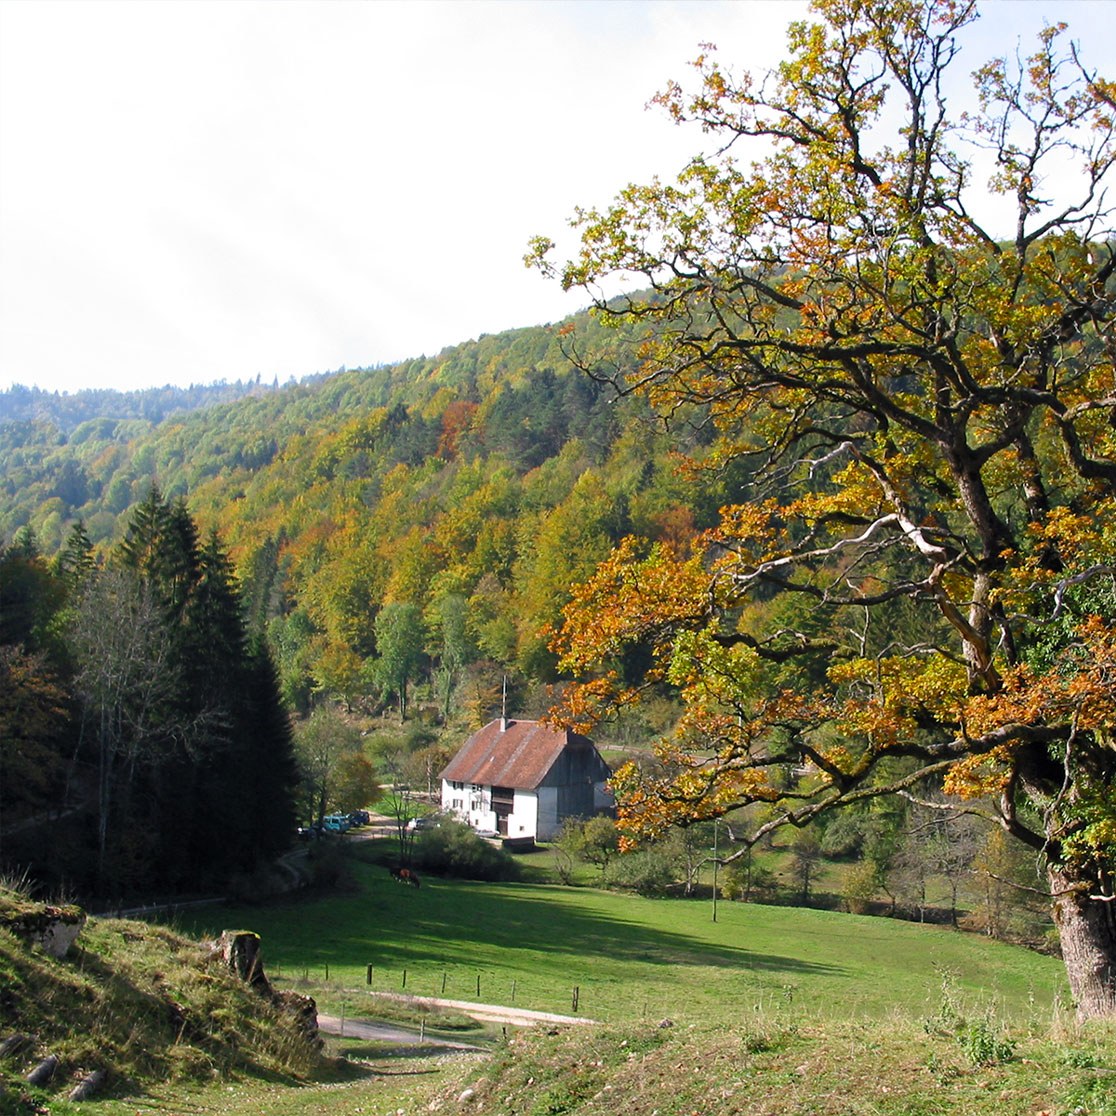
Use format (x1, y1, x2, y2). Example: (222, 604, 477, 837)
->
(923, 966, 1016, 1066)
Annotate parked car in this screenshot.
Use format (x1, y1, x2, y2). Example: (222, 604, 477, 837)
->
(348, 810, 370, 826)
(322, 814, 351, 833)
(405, 813, 441, 833)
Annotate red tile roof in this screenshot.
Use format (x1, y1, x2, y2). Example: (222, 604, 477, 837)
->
(441, 718, 599, 790)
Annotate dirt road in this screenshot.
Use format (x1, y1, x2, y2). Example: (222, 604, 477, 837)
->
(316, 1013, 484, 1052)
(364, 992, 595, 1027)
(317, 994, 595, 1053)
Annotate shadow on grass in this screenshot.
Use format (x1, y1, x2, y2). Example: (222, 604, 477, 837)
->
(406, 887, 843, 976)
(174, 842, 846, 984)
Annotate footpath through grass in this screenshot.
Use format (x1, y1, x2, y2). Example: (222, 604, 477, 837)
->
(170, 843, 1066, 1029)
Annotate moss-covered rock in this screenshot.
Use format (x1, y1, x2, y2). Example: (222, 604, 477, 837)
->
(1, 902, 85, 958)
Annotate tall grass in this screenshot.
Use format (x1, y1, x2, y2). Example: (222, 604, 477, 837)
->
(0, 892, 323, 1104)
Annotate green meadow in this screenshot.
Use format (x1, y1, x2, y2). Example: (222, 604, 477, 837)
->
(171, 844, 1066, 1028)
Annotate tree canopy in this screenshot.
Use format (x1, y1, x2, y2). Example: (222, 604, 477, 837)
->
(534, 0, 1116, 1019)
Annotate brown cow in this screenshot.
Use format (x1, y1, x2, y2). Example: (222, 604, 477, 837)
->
(390, 866, 421, 888)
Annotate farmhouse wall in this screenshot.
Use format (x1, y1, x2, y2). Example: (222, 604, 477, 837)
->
(509, 789, 539, 840)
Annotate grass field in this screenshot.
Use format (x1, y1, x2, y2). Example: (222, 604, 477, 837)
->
(63, 840, 1115, 1116)
(169, 841, 1067, 1029)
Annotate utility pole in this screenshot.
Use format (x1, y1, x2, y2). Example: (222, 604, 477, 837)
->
(712, 817, 719, 923)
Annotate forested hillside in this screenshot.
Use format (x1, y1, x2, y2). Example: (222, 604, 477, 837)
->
(0, 375, 303, 433)
(0, 308, 730, 723)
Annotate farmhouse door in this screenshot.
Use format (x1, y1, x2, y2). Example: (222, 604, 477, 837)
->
(492, 785, 514, 837)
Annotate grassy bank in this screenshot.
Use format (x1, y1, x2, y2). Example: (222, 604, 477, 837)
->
(81, 1016, 1116, 1116)
(0, 884, 324, 1115)
(430, 1013, 1116, 1116)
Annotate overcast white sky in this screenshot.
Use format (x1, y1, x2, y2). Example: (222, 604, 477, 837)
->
(1, 0, 1112, 395)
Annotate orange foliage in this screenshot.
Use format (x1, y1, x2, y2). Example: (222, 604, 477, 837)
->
(551, 538, 710, 676)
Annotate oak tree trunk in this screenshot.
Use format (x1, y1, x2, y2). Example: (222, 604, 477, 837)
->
(1050, 867, 1116, 1021)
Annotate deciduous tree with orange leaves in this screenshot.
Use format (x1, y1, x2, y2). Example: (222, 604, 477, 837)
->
(532, 0, 1116, 1019)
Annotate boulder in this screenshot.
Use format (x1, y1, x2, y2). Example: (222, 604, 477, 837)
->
(0, 1034, 35, 1060)
(67, 1067, 106, 1102)
(26, 1054, 59, 1086)
(3, 904, 85, 958)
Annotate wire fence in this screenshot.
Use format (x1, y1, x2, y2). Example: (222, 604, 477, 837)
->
(264, 960, 662, 1023)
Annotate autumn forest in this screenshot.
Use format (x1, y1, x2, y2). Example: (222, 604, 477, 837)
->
(0, 307, 723, 894)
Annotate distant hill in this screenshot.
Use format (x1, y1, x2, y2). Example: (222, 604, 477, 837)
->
(0, 375, 311, 432)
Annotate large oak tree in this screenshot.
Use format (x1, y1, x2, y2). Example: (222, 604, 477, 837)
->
(533, 0, 1116, 1018)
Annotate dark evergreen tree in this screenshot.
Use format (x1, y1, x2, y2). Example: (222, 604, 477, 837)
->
(118, 486, 199, 622)
(60, 499, 301, 896)
(151, 527, 299, 889)
(54, 519, 96, 588)
(116, 485, 173, 574)
(242, 534, 283, 647)
(237, 647, 300, 858)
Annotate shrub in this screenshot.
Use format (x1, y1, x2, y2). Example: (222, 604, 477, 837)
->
(412, 819, 520, 881)
(842, 860, 879, 915)
(957, 1017, 1016, 1067)
(305, 838, 352, 890)
(553, 815, 622, 882)
(605, 848, 675, 896)
(720, 859, 779, 904)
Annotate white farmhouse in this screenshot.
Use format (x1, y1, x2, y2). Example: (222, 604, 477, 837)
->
(440, 718, 612, 844)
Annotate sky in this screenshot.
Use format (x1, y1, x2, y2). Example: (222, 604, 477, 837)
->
(1, 0, 1113, 396)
